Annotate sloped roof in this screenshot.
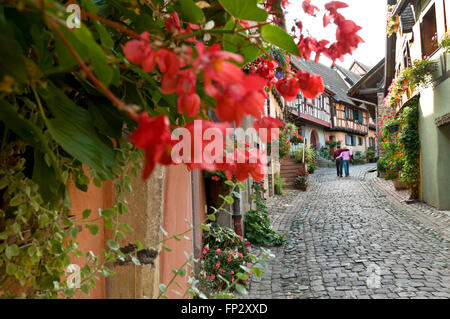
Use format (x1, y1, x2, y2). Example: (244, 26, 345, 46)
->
(291, 57, 358, 105)
(348, 58, 385, 96)
(335, 65, 361, 86)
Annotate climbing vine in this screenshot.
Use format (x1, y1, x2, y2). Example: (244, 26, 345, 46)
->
(398, 97, 420, 199)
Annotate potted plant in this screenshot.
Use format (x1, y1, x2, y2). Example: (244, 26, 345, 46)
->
(290, 132, 303, 145)
(293, 167, 309, 191)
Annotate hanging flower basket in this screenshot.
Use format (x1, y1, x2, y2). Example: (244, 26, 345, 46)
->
(389, 123, 400, 133)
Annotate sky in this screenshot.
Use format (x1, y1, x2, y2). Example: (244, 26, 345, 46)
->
(285, 0, 387, 70)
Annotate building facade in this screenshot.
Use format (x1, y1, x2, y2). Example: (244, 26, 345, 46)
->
(384, 0, 450, 209)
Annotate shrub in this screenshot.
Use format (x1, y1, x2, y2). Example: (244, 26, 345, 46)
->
(307, 163, 317, 174)
(244, 182, 285, 246)
(366, 146, 376, 161)
(244, 210, 285, 246)
(274, 175, 286, 195)
(200, 224, 252, 292)
(351, 151, 366, 165)
(293, 167, 309, 190)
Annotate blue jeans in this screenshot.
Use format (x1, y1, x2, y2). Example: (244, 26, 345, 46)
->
(343, 160, 350, 176)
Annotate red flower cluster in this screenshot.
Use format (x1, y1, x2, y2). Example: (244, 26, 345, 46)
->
(251, 57, 279, 89)
(302, 0, 319, 16)
(254, 116, 284, 144)
(276, 71, 324, 102)
(296, 1, 364, 64)
(129, 113, 174, 179)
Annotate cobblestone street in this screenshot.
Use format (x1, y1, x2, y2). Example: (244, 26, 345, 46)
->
(248, 164, 450, 299)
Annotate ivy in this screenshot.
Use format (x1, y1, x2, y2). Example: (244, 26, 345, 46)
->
(244, 182, 285, 246)
(398, 97, 420, 198)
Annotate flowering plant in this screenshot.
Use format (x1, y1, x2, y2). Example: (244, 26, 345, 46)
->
(386, 5, 399, 37)
(293, 167, 309, 190)
(200, 224, 252, 292)
(439, 31, 450, 54)
(290, 132, 303, 144)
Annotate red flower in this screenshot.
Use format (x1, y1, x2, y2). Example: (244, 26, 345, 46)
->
(214, 75, 266, 126)
(276, 77, 300, 102)
(129, 113, 174, 179)
(177, 93, 200, 117)
(302, 0, 319, 16)
(296, 70, 324, 99)
(123, 32, 151, 66)
(164, 12, 181, 34)
(181, 120, 232, 172)
(194, 42, 244, 94)
(254, 117, 284, 143)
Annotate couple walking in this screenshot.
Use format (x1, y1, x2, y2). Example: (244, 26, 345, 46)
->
(333, 146, 352, 177)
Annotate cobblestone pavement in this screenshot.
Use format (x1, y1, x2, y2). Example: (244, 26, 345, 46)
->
(248, 164, 450, 299)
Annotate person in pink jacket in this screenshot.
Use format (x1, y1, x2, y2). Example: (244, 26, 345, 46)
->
(337, 149, 353, 177)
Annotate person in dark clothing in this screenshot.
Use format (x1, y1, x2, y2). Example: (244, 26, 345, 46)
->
(333, 146, 349, 177)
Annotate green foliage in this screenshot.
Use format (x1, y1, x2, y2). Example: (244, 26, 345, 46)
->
(274, 175, 285, 195)
(244, 183, 285, 246)
(398, 98, 420, 198)
(351, 151, 366, 165)
(294, 145, 317, 167)
(199, 224, 253, 295)
(439, 31, 450, 54)
(365, 146, 376, 161)
(293, 166, 309, 190)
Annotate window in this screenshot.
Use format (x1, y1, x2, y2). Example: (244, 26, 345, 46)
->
(359, 137, 363, 146)
(354, 109, 359, 121)
(345, 107, 349, 119)
(345, 134, 351, 146)
(346, 134, 357, 146)
(420, 4, 438, 58)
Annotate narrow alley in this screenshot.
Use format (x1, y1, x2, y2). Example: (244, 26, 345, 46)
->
(249, 164, 450, 299)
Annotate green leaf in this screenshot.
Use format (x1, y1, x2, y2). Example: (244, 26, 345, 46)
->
(251, 266, 262, 277)
(131, 256, 141, 266)
(5, 244, 19, 259)
(159, 283, 167, 292)
(40, 85, 116, 179)
(235, 283, 248, 295)
(81, 283, 91, 295)
(121, 223, 134, 232)
(260, 24, 300, 56)
(224, 180, 234, 187)
(6, 263, 16, 275)
(207, 214, 216, 221)
(82, 209, 92, 219)
(70, 226, 79, 239)
(107, 239, 119, 251)
(134, 240, 144, 251)
(177, 268, 186, 278)
(200, 224, 211, 232)
(0, 21, 29, 84)
(100, 208, 114, 218)
(180, 0, 205, 24)
(162, 245, 172, 252)
(219, 0, 268, 22)
(86, 224, 99, 236)
(0, 100, 52, 155)
(55, 25, 113, 86)
(9, 194, 22, 207)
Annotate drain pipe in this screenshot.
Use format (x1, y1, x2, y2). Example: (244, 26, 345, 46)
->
(232, 186, 242, 236)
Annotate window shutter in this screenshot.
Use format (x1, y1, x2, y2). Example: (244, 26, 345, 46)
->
(346, 134, 350, 145)
(352, 136, 356, 146)
(359, 112, 363, 124)
(345, 107, 349, 119)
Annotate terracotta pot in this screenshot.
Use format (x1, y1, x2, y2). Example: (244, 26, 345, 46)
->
(393, 178, 408, 191)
